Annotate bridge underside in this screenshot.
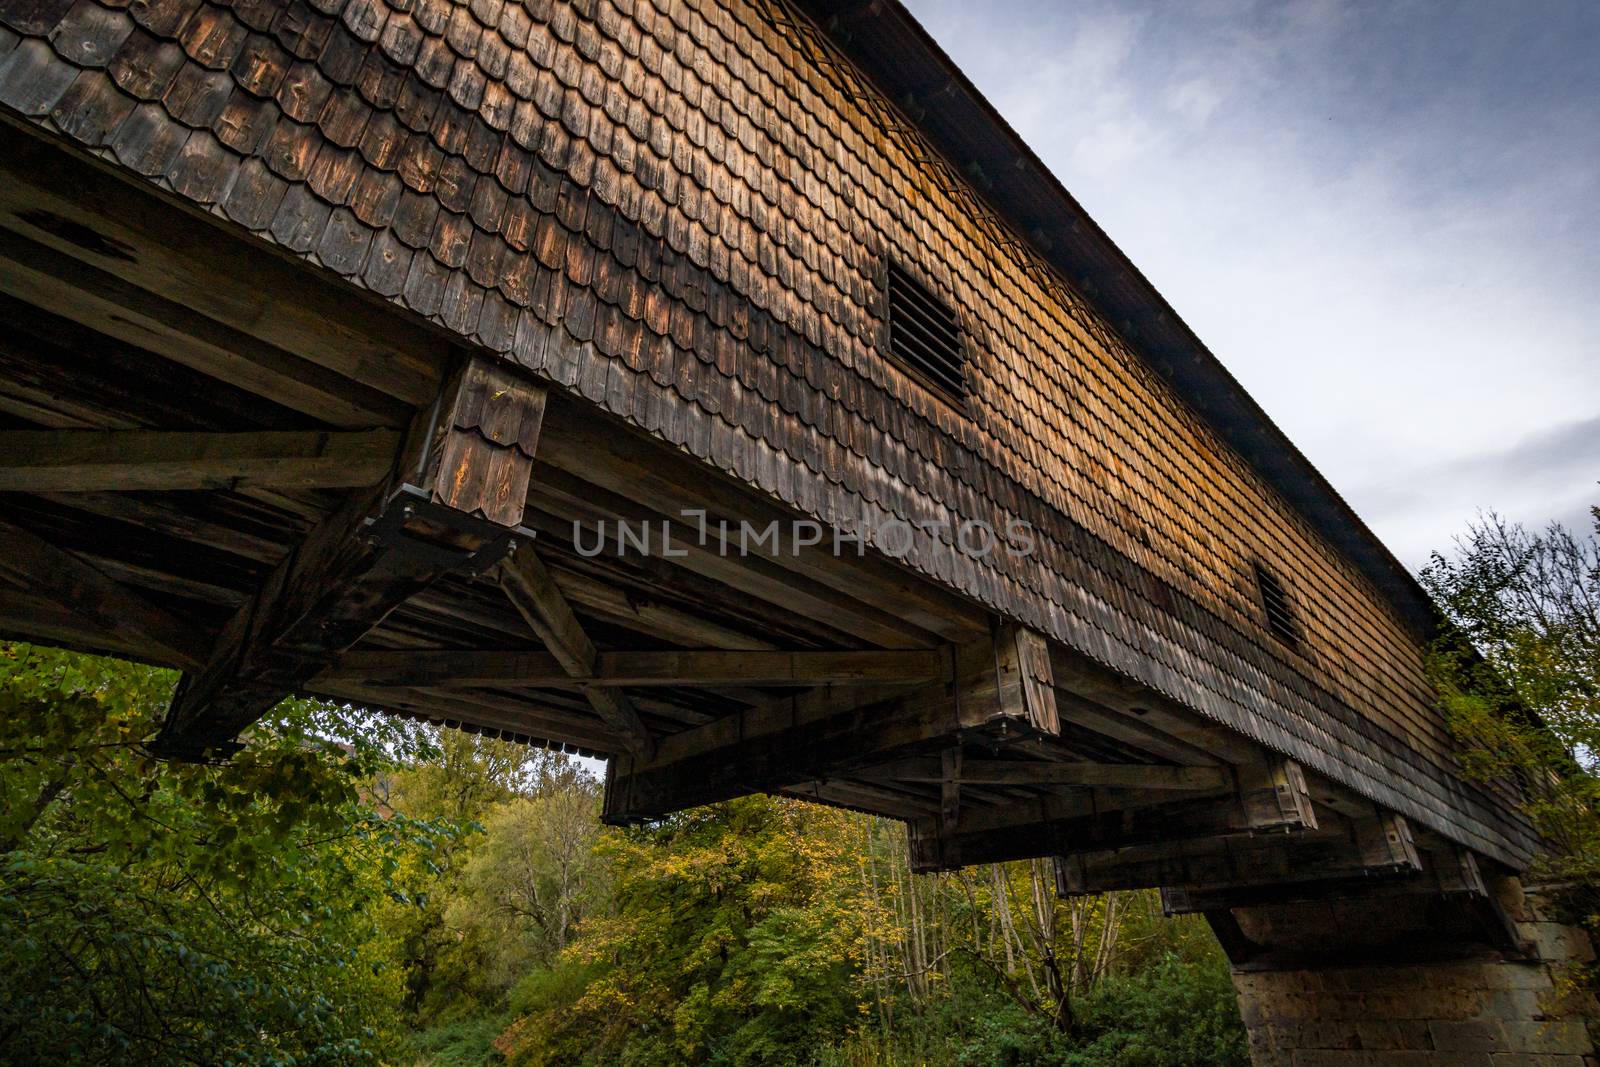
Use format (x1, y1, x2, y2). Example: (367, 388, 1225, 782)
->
(0, 114, 1511, 911)
(6, 125, 1588, 1049)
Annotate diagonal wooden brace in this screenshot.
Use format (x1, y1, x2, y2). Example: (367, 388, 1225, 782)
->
(152, 357, 547, 759)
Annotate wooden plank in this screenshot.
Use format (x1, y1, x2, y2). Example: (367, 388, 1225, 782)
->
(1053, 688, 1223, 766)
(0, 429, 401, 491)
(498, 542, 655, 758)
(780, 779, 935, 821)
(907, 774, 1317, 872)
(856, 755, 1229, 791)
(536, 401, 986, 643)
(0, 517, 207, 671)
(1049, 644, 1263, 764)
(602, 635, 1045, 822)
(531, 470, 940, 650)
(1056, 815, 1424, 898)
(0, 586, 195, 668)
(548, 562, 781, 651)
(309, 678, 620, 754)
(317, 647, 947, 688)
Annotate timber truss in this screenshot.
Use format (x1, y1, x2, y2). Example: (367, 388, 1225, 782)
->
(0, 125, 1516, 943)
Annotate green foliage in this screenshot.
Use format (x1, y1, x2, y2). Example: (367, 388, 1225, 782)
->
(1064, 951, 1250, 1067)
(481, 797, 1245, 1067)
(0, 643, 448, 1065)
(405, 1016, 510, 1067)
(1419, 507, 1600, 889)
(0, 642, 1252, 1065)
(378, 739, 601, 1025)
(495, 797, 863, 1067)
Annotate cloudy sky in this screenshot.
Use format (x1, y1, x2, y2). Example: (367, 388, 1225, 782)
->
(904, 0, 1600, 567)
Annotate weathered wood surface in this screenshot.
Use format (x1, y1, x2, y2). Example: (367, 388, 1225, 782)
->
(319, 647, 947, 687)
(156, 356, 547, 757)
(427, 357, 547, 527)
(499, 540, 655, 758)
(0, 428, 400, 490)
(603, 631, 1055, 822)
(1055, 811, 1424, 898)
(854, 756, 1228, 792)
(0, 0, 1530, 863)
(0, 516, 208, 671)
(908, 758, 1318, 873)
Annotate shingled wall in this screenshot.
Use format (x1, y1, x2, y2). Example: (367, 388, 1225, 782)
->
(0, 0, 1533, 863)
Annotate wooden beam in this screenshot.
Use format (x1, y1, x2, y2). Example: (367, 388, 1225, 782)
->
(0, 518, 207, 671)
(1049, 645, 1263, 765)
(1055, 811, 1424, 898)
(317, 648, 947, 688)
(855, 755, 1230, 791)
(548, 563, 779, 651)
(0, 224, 407, 427)
(0, 131, 444, 415)
(602, 629, 1058, 823)
(153, 358, 546, 759)
(498, 543, 655, 759)
(309, 678, 620, 754)
(906, 758, 1317, 871)
(0, 429, 401, 491)
(534, 402, 986, 643)
(531, 471, 940, 649)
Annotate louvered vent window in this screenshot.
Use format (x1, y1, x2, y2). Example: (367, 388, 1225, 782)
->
(1253, 563, 1301, 647)
(885, 262, 967, 401)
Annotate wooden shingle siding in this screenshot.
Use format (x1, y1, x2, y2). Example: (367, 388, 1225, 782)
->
(0, 0, 1532, 863)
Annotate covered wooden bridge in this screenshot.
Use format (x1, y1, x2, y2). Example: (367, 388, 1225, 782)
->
(0, 0, 1590, 1059)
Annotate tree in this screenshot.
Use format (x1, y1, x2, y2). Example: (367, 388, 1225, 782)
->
(1418, 506, 1600, 888)
(0, 643, 446, 1065)
(497, 796, 864, 1067)
(444, 766, 606, 990)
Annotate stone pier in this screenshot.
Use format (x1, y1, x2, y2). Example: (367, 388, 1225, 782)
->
(1216, 879, 1598, 1065)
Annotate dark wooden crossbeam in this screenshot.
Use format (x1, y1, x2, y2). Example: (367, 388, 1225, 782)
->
(855, 755, 1230, 791)
(907, 758, 1317, 872)
(1055, 809, 1422, 898)
(602, 625, 1057, 822)
(152, 358, 547, 759)
(0, 517, 207, 671)
(316, 648, 948, 688)
(498, 543, 656, 759)
(0, 429, 401, 492)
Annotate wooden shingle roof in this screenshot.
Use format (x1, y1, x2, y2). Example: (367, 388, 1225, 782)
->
(0, 0, 1535, 865)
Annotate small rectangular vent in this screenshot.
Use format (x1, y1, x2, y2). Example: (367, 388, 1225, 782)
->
(886, 262, 967, 401)
(1253, 563, 1301, 647)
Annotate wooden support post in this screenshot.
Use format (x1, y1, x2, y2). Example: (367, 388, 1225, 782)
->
(1352, 809, 1421, 872)
(601, 627, 1055, 823)
(941, 747, 962, 830)
(0, 429, 401, 491)
(1236, 759, 1319, 834)
(995, 623, 1058, 735)
(152, 357, 546, 759)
